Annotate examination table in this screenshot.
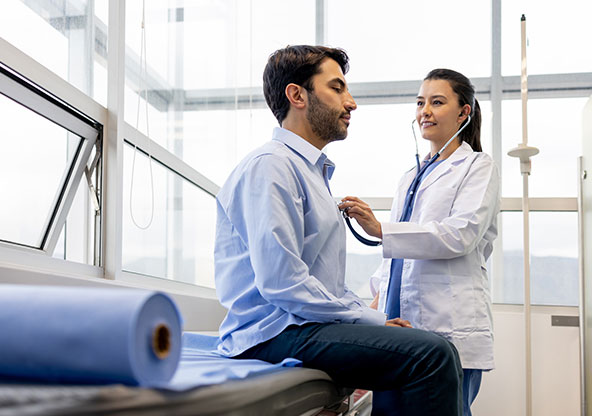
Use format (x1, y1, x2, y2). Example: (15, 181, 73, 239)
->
(0, 331, 372, 416)
(0, 367, 370, 415)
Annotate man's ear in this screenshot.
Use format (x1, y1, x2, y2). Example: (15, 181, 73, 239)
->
(285, 83, 307, 110)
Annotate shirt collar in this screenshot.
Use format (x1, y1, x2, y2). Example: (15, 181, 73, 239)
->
(272, 127, 335, 179)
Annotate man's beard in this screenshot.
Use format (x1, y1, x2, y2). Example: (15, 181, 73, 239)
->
(306, 91, 348, 143)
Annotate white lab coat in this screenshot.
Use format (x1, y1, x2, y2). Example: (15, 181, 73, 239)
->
(372, 141, 500, 369)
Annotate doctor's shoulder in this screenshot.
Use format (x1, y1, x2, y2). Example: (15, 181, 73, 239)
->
(467, 150, 498, 173)
(462, 151, 501, 198)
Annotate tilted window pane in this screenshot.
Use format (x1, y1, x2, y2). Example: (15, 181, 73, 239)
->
(0, 93, 82, 248)
(494, 211, 578, 306)
(52, 168, 99, 265)
(327, 0, 491, 82)
(0, 0, 108, 105)
(122, 143, 216, 288)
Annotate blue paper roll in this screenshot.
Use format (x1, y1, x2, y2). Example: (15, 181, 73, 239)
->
(0, 285, 182, 386)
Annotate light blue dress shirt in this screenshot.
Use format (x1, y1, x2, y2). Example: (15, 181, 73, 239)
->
(215, 127, 386, 357)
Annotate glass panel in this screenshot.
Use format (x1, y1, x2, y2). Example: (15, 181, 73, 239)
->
(123, 83, 168, 149)
(531, 212, 578, 306)
(328, 100, 492, 198)
(502, 0, 592, 75)
(495, 211, 524, 304)
(501, 98, 586, 197)
(494, 211, 578, 306)
(122, 143, 216, 288)
(182, 107, 277, 187)
(327, 0, 491, 82)
(124, 1, 314, 179)
(0, 0, 108, 105)
(345, 210, 390, 300)
(0, 93, 82, 248)
(185, 0, 315, 90)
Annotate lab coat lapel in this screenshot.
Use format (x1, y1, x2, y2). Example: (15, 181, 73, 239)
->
(418, 142, 473, 192)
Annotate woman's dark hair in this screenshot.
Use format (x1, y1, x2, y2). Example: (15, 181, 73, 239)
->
(263, 45, 350, 125)
(424, 68, 482, 152)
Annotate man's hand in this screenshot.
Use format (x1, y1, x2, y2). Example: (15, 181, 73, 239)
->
(386, 318, 412, 328)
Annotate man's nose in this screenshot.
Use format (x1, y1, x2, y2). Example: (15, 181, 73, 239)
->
(345, 91, 357, 111)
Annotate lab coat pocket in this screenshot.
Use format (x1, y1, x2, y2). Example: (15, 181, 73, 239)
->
(418, 274, 453, 336)
(452, 277, 479, 334)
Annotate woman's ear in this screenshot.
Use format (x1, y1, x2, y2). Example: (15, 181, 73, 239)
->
(285, 83, 306, 110)
(458, 104, 471, 121)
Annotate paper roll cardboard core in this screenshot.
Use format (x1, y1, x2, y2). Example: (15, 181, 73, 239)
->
(152, 324, 171, 360)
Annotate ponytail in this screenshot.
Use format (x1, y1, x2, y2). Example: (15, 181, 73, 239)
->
(462, 99, 482, 152)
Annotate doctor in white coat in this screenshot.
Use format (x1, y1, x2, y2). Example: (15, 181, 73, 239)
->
(339, 68, 500, 416)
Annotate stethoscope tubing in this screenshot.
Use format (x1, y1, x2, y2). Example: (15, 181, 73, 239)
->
(343, 214, 382, 246)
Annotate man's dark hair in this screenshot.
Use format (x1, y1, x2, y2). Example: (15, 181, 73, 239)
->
(263, 45, 349, 125)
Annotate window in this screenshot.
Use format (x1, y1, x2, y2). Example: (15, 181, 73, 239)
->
(1, 0, 588, 305)
(0, 0, 108, 106)
(495, 211, 578, 306)
(123, 0, 315, 184)
(501, 97, 586, 198)
(122, 142, 216, 288)
(327, 101, 492, 198)
(501, 0, 592, 76)
(0, 62, 100, 260)
(327, 0, 491, 82)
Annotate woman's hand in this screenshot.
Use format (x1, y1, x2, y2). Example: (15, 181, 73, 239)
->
(338, 196, 382, 238)
(369, 293, 379, 310)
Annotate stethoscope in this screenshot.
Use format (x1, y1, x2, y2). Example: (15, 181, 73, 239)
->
(342, 114, 472, 246)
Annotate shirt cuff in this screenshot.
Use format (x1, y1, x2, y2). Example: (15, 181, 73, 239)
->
(356, 307, 387, 325)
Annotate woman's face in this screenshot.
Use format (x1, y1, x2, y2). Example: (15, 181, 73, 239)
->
(416, 79, 468, 144)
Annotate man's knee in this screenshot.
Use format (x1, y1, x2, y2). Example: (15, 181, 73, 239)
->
(425, 334, 463, 381)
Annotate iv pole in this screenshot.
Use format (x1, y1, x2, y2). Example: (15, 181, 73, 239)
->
(507, 14, 539, 416)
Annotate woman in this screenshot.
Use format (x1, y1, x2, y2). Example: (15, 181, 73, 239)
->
(339, 68, 500, 416)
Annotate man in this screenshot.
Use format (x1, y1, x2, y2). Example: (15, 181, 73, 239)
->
(214, 45, 462, 415)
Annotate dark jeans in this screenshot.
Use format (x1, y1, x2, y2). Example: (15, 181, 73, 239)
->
(234, 322, 463, 416)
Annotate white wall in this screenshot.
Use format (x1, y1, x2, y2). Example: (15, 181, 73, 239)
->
(473, 305, 580, 416)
